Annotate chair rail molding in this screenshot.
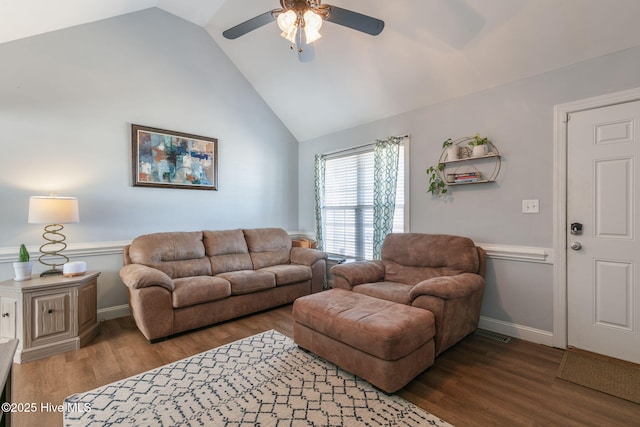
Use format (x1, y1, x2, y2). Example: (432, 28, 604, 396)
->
(477, 243, 552, 264)
(0, 241, 130, 263)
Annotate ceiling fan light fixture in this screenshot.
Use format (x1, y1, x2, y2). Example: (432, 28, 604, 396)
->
(277, 10, 298, 43)
(303, 9, 323, 43)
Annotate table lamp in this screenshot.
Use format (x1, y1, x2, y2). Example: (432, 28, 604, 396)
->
(28, 194, 79, 276)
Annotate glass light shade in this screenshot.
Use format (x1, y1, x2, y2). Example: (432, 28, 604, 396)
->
(303, 10, 323, 43)
(28, 196, 79, 224)
(282, 26, 298, 44)
(277, 10, 298, 43)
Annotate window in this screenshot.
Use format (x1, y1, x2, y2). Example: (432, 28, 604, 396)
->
(321, 142, 406, 260)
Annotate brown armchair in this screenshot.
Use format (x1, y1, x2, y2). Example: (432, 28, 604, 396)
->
(330, 233, 486, 355)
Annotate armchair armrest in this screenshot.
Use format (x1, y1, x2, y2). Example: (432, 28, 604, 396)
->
(409, 273, 484, 301)
(330, 261, 385, 290)
(290, 247, 328, 266)
(119, 264, 175, 292)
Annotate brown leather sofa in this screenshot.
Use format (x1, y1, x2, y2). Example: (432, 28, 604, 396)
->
(330, 233, 486, 356)
(119, 227, 327, 342)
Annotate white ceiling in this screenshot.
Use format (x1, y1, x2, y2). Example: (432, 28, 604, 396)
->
(3, 0, 640, 141)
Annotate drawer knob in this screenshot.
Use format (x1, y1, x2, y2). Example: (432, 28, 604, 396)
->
(47, 309, 53, 314)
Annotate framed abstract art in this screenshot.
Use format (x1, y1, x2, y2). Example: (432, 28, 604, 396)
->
(131, 124, 218, 190)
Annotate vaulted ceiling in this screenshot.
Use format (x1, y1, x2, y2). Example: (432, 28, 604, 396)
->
(3, 0, 640, 141)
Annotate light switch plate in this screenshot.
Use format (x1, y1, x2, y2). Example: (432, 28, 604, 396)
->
(522, 199, 539, 213)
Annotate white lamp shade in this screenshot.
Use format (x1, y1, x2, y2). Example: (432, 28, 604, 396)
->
(28, 196, 80, 224)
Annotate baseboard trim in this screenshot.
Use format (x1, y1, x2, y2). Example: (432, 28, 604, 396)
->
(98, 304, 130, 322)
(478, 316, 553, 347)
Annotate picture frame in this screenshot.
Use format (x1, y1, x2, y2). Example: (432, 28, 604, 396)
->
(131, 124, 218, 191)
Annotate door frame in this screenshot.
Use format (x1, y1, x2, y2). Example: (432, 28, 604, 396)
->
(552, 86, 640, 349)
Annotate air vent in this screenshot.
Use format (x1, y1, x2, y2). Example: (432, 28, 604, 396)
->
(475, 329, 512, 343)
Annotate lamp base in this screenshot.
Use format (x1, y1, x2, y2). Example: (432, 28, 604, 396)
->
(40, 268, 63, 277)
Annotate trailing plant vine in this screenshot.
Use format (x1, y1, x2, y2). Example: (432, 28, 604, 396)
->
(425, 138, 453, 198)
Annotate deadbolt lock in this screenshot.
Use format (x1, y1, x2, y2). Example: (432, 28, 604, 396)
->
(570, 222, 583, 235)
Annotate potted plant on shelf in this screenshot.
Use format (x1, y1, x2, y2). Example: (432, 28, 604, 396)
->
(13, 244, 33, 281)
(468, 133, 490, 157)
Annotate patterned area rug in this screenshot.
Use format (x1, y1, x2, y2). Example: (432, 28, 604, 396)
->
(64, 330, 450, 426)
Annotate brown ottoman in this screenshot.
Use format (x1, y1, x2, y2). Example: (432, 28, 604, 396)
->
(292, 288, 436, 393)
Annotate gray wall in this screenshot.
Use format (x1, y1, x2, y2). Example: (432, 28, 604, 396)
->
(0, 9, 299, 312)
(299, 46, 640, 338)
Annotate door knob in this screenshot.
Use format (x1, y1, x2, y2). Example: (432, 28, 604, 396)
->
(570, 242, 582, 250)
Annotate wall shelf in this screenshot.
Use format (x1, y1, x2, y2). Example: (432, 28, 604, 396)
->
(441, 152, 501, 164)
(437, 137, 502, 186)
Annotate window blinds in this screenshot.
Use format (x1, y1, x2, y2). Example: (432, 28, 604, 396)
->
(323, 145, 404, 260)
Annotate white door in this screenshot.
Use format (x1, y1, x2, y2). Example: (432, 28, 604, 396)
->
(567, 100, 640, 364)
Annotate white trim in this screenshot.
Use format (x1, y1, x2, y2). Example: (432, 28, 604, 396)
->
(290, 237, 551, 265)
(478, 243, 552, 264)
(553, 86, 640, 349)
(479, 316, 553, 347)
(0, 241, 130, 263)
(98, 304, 130, 322)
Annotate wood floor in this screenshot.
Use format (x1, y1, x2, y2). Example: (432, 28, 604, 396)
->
(10, 305, 640, 427)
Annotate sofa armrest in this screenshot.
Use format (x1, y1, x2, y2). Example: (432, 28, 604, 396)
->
(330, 261, 385, 290)
(119, 264, 175, 292)
(409, 273, 484, 301)
(290, 247, 328, 266)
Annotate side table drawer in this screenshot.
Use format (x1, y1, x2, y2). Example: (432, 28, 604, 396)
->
(28, 290, 73, 346)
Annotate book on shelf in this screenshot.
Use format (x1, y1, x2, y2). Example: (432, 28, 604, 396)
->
(453, 172, 481, 183)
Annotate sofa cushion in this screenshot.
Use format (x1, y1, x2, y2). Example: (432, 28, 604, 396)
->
(128, 231, 211, 279)
(217, 270, 276, 295)
(172, 276, 231, 308)
(260, 264, 312, 286)
(381, 233, 480, 285)
(353, 281, 412, 305)
(243, 228, 291, 269)
(203, 229, 253, 274)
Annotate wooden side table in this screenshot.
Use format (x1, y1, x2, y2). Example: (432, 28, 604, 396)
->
(0, 272, 99, 363)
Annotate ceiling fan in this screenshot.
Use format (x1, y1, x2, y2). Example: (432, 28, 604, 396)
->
(222, 0, 385, 62)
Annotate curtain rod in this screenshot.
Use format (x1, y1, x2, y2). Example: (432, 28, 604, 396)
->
(322, 134, 409, 157)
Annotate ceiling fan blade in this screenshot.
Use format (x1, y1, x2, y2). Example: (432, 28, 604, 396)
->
(325, 5, 384, 36)
(222, 10, 277, 40)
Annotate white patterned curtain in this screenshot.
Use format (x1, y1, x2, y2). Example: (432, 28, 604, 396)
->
(372, 136, 402, 259)
(313, 154, 326, 251)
